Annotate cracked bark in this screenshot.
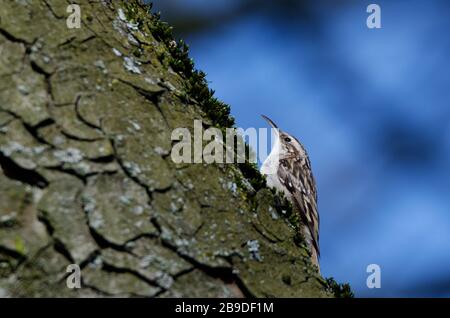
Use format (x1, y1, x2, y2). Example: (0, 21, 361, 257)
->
(0, 0, 330, 298)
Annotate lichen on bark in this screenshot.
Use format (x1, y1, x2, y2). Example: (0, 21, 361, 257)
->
(0, 0, 337, 297)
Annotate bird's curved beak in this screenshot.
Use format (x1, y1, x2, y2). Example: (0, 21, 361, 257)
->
(261, 115, 278, 129)
(261, 114, 280, 140)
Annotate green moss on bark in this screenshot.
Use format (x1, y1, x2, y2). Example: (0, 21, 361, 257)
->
(0, 0, 351, 298)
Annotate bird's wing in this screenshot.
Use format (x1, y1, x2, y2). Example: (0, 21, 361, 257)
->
(277, 156, 320, 257)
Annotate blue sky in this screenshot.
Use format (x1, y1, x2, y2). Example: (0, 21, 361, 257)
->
(152, 0, 450, 297)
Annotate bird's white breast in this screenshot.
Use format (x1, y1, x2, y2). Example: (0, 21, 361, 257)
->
(260, 138, 288, 197)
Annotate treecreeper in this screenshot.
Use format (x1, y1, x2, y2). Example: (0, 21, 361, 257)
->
(261, 115, 320, 272)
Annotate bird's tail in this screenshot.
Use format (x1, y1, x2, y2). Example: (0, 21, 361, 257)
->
(302, 224, 321, 274)
(311, 247, 321, 274)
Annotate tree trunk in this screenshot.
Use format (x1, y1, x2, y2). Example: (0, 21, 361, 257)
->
(0, 0, 330, 297)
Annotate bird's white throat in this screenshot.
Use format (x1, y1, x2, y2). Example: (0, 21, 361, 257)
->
(260, 137, 284, 190)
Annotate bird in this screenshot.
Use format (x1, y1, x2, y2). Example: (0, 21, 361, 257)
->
(260, 115, 320, 272)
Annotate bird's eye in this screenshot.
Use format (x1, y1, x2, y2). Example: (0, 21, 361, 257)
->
(284, 137, 291, 142)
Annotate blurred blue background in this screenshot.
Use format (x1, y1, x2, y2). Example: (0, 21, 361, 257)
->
(150, 0, 450, 297)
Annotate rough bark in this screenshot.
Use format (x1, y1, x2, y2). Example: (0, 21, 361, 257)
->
(0, 0, 330, 297)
